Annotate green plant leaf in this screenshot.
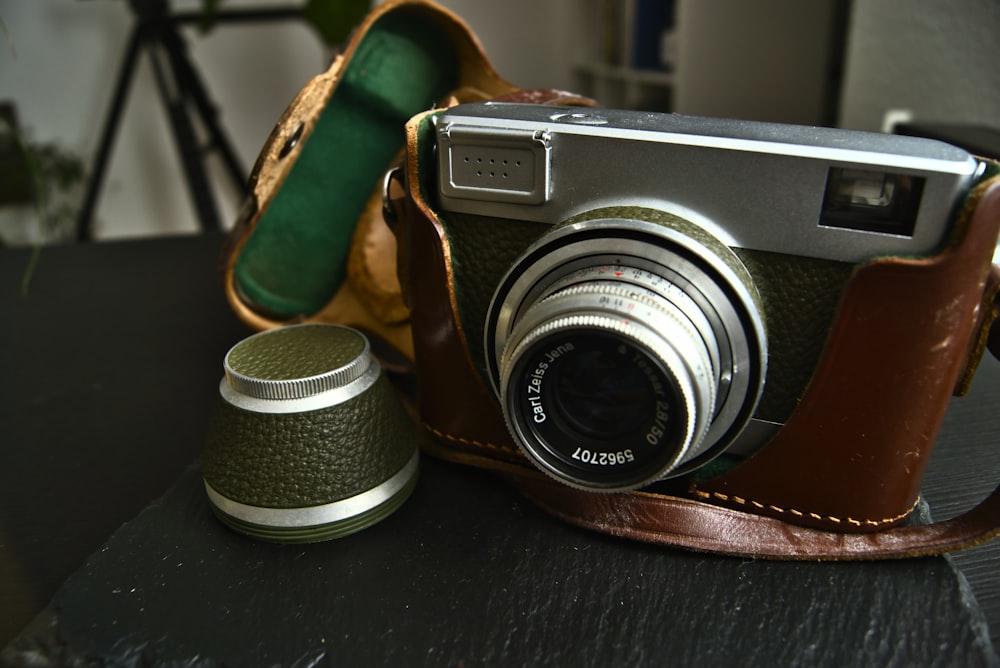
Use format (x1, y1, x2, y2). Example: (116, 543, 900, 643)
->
(0, 116, 47, 296)
(199, 0, 225, 33)
(302, 0, 371, 48)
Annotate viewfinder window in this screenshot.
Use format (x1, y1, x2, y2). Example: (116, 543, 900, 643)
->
(820, 168, 925, 237)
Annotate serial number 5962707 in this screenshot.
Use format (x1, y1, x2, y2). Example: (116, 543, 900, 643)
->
(571, 448, 635, 466)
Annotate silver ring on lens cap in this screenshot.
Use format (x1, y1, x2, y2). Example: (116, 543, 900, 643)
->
(220, 324, 379, 414)
(201, 324, 420, 543)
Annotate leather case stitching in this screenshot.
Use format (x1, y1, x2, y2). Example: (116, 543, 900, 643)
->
(690, 488, 920, 528)
(424, 424, 520, 456)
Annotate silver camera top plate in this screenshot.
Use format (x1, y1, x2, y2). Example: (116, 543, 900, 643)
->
(436, 102, 981, 264)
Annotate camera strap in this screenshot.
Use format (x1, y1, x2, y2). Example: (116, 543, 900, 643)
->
(502, 466, 1000, 560)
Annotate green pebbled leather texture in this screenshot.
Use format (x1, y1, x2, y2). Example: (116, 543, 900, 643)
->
(202, 373, 417, 509)
(442, 211, 549, 374)
(441, 209, 854, 426)
(226, 323, 366, 384)
(732, 248, 854, 421)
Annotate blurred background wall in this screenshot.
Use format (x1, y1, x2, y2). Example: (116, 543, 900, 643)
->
(1, 0, 997, 243)
(838, 0, 1000, 132)
(1, 0, 323, 242)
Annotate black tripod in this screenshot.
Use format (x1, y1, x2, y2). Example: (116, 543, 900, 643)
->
(76, 0, 299, 241)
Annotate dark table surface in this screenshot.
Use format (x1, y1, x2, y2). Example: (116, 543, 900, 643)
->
(1, 232, 999, 666)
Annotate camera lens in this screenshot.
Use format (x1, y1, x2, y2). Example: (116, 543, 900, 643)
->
(500, 282, 716, 490)
(488, 217, 766, 491)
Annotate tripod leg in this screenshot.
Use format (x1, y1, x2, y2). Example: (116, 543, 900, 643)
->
(148, 40, 223, 232)
(159, 21, 248, 198)
(76, 25, 144, 242)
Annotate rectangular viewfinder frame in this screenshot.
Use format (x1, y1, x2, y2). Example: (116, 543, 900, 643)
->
(819, 167, 926, 237)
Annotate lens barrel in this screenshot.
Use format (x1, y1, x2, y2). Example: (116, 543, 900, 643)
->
(202, 324, 419, 542)
(488, 217, 766, 491)
(501, 282, 717, 489)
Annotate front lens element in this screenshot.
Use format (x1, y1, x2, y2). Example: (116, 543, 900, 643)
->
(500, 283, 716, 490)
(552, 342, 658, 442)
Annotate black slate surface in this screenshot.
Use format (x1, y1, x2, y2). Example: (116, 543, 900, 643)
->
(0, 234, 250, 646)
(2, 233, 1000, 666)
(3, 457, 998, 667)
(923, 352, 1000, 652)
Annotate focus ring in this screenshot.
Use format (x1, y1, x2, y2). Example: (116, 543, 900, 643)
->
(503, 283, 717, 406)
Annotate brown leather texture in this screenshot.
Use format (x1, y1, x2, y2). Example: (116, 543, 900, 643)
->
(221, 0, 518, 359)
(346, 189, 411, 327)
(505, 467, 1000, 560)
(400, 162, 519, 462)
(695, 177, 1000, 532)
(398, 90, 597, 465)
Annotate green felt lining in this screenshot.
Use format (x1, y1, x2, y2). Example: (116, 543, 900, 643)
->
(234, 11, 459, 317)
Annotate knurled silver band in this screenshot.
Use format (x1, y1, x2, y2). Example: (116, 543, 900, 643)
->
(223, 325, 372, 401)
(220, 359, 380, 414)
(220, 324, 379, 413)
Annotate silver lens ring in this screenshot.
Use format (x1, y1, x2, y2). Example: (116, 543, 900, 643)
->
(529, 256, 746, 452)
(499, 283, 718, 490)
(485, 217, 766, 486)
(536, 264, 725, 397)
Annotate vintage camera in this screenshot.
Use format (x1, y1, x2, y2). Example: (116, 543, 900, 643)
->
(397, 101, 991, 500)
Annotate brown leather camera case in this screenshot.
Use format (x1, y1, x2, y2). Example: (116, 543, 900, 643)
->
(398, 110, 1000, 558)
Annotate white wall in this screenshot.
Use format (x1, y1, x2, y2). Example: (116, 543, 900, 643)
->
(0, 0, 583, 243)
(674, 0, 841, 125)
(2, 0, 327, 243)
(428, 0, 582, 92)
(6, 0, 997, 243)
(838, 0, 1000, 132)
